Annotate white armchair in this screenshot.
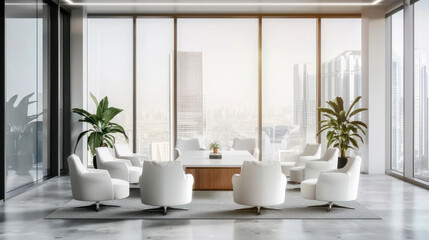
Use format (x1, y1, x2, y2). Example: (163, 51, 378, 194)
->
(175, 138, 205, 157)
(232, 161, 286, 215)
(140, 161, 194, 215)
(231, 138, 258, 157)
(96, 147, 142, 184)
(68, 154, 129, 211)
(304, 148, 339, 179)
(114, 143, 148, 167)
(280, 143, 321, 177)
(289, 147, 337, 183)
(301, 156, 362, 211)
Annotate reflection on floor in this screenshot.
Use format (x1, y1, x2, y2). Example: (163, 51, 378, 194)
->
(1, 174, 429, 240)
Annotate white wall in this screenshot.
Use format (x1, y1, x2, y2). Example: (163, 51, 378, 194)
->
(362, 6, 387, 174)
(70, 8, 88, 165)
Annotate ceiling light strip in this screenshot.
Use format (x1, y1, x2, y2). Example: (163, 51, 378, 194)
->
(63, 0, 383, 7)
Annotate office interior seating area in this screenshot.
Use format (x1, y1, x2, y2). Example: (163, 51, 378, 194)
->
(1, 0, 429, 239)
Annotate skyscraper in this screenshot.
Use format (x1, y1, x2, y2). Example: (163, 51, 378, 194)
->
(414, 49, 428, 171)
(293, 63, 316, 147)
(322, 51, 362, 110)
(177, 52, 205, 141)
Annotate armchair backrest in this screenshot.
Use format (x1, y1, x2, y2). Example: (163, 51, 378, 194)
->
(232, 138, 256, 155)
(95, 147, 115, 166)
(340, 156, 361, 199)
(67, 154, 87, 199)
(237, 161, 285, 205)
(114, 143, 133, 158)
(140, 161, 189, 205)
(302, 143, 321, 158)
(321, 148, 339, 168)
(176, 138, 201, 152)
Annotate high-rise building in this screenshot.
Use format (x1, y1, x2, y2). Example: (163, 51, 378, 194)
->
(414, 49, 428, 170)
(293, 63, 317, 147)
(177, 52, 205, 141)
(322, 51, 362, 109)
(391, 50, 404, 171)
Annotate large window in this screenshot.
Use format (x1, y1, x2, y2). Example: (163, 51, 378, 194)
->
(414, 1, 429, 181)
(136, 18, 174, 161)
(262, 19, 317, 161)
(86, 17, 363, 164)
(176, 19, 259, 150)
(321, 19, 363, 155)
(87, 18, 134, 153)
(5, 2, 51, 192)
(390, 10, 404, 173)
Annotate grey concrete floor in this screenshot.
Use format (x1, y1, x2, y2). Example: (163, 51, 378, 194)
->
(0, 174, 428, 240)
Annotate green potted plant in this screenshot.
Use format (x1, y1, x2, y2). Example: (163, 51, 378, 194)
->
(210, 141, 220, 154)
(72, 93, 128, 168)
(317, 96, 368, 168)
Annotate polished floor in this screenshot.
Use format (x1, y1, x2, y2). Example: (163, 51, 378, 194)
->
(0, 174, 428, 240)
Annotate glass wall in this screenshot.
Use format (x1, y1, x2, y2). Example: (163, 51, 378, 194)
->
(176, 19, 259, 150)
(262, 19, 317, 161)
(321, 18, 363, 155)
(87, 18, 134, 154)
(414, 1, 429, 181)
(136, 18, 174, 161)
(391, 10, 404, 173)
(86, 17, 362, 164)
(5, 1, 50, 192)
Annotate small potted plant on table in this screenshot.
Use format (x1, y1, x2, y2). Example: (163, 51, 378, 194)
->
(210, 141, 220, 154)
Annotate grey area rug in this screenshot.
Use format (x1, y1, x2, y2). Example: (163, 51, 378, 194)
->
(46, 186, 381, 220)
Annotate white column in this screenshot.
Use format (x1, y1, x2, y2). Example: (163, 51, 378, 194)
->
(362, 6, 386, 174)
(70, 8, 88, 165)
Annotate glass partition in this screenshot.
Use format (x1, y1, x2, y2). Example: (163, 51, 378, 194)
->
(321, 18, 363, 156)
(136, 18, 174, 161)
(87, 18, 134, 155)
(176, 19, 259, 151)
(414, 1, 429, 181)
(391, 11, 404, 173)
(5, 1, 50, 192)
(262, 19, 317, 161)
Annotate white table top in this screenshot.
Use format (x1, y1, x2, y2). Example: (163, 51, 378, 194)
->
(177, 150, 257, 168)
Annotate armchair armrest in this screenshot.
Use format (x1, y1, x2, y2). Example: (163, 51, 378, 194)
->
(316, 172, 350, 201)
(102, 160, 129, 182)
(296, 156, 320, 166)
(133, 153, 149, 161)
(232, 174, 240, 186)
(117, 155, 144, 167)
(185, 174, 194, 186)
(304, 161, 331, 180)
(81, 169, 112, 183)
(175, 148, 181, 157)
(116, 158, 133, 167)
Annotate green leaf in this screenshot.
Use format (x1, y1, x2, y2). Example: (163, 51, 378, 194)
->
(72, 108, 91, 118)
(88, 131, 103, 155)
(102, 107, 123, 123)
(73, 129, 93, 153)
(318, 107, 338, 117)
(90, 92, 98, 107)
(350, 120, 368, 129)
(346, 96, 362, 118)
(326, 101, 341, 113)
(335, 97, 344, 111)
(349, 108, 368, 118)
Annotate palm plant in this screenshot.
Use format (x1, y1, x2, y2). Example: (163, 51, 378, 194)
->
(72, 93, 128, 156)
(317, 96, 368, 160)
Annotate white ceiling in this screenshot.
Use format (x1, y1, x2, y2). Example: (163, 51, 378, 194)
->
(61, 0, 401, 14)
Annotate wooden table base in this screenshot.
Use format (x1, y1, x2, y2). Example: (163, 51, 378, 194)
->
(185, 167, 241, 190)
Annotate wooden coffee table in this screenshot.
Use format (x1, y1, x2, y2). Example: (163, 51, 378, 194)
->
(177, 150, 257, 190)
